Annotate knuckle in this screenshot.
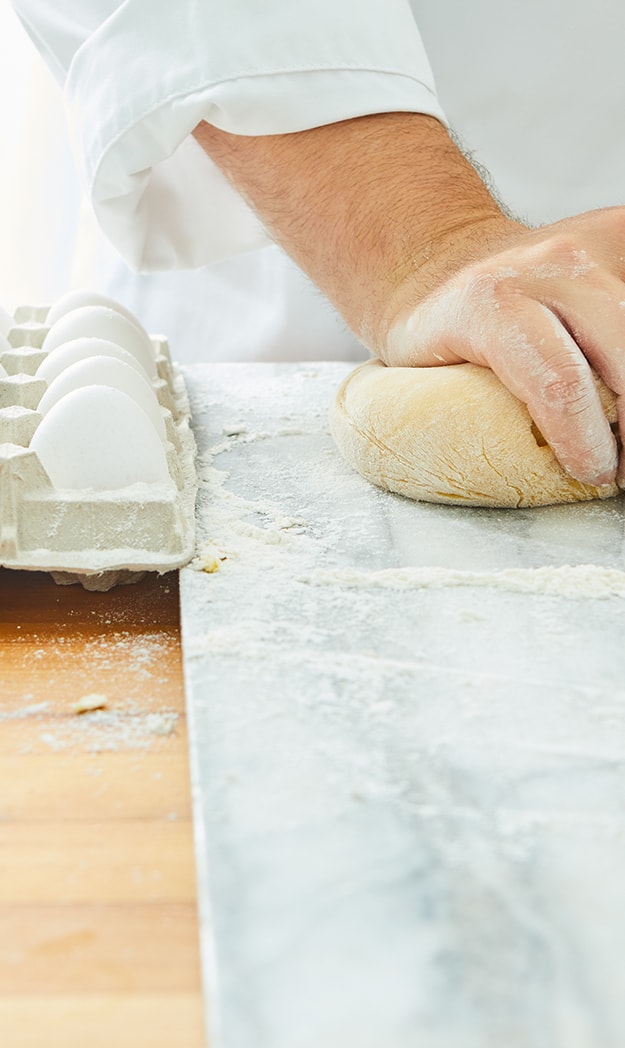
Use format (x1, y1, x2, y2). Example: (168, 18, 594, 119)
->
(537, 359, 593, 412)
(459, 265, 515, 307)
(605, 208, 625, 238)
(531, 234, 586, 272)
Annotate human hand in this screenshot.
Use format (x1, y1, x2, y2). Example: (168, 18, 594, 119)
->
(194, 112, 625, 485)
(381, 209, 625, 487)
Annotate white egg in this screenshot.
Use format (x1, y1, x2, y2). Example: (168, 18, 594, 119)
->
(46, 290, 149, 338)
(36, 337, 151, 385)
(0, 304, 11, 338)
(42, 306, 157, 377)
(38, 355, 166, 439)
(30, 385, 171, 490)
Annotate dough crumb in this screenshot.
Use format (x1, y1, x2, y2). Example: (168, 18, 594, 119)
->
(222, 422, 247, 436)
(75, 693, 108, 715)
(193, 545, 227, 573)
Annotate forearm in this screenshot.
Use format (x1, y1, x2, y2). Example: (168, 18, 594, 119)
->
(194, 113, 625, 488)
(193, 113, 519, 350)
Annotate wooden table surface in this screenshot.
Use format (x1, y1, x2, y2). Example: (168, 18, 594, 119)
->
(0, 567, 206, 1048)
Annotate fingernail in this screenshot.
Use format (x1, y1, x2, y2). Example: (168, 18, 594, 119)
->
(594, 449, 619, 487)
(592, 469, 617, 488)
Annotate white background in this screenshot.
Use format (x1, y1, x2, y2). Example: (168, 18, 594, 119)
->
(0, 0, 81, 310)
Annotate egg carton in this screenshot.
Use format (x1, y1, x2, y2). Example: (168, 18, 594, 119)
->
(0, 296, 197, 590)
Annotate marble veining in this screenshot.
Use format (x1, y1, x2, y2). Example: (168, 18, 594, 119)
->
(180, 363, 625, 1048)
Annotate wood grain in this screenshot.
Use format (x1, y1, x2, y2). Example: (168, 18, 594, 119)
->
(0, 568, 206, 1048)
(0, 820, 196, 903)
(0, 753, 192, 819)
(0, 903, 200, 992)
(0, 995, 204, 1048)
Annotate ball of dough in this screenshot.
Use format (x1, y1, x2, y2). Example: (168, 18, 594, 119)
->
(329, 359, 620, 508)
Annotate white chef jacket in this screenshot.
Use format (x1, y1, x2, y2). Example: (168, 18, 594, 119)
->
(11, 0, 443, 272)
(8, 1, 625, 361)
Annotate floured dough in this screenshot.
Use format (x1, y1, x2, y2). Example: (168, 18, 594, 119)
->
(329, 359, 620, 508)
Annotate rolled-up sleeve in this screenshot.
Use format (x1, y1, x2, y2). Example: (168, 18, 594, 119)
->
(11, 0, 446, 270)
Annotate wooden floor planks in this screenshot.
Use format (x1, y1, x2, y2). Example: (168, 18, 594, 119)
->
(0, 568, 206, 1047)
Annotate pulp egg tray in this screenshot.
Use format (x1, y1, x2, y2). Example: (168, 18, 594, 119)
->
(0, 294, 197, 590)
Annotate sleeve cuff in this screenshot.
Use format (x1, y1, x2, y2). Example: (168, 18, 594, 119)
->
(64, 0, 447, 270)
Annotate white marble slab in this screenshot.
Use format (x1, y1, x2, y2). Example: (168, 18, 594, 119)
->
(179, 363, 625, 1048)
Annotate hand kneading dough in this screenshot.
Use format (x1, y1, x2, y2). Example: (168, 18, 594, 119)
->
(330, 360, 620, 508)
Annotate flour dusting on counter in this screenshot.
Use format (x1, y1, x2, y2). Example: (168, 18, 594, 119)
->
(179, 365, 625, 1048)
(300, 563, 625, 598)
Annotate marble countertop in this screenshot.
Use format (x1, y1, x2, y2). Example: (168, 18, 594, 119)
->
(179, 362, 625, 1048)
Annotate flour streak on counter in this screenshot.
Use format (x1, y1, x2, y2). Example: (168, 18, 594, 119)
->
(300, 563, 625, 598)
(179, 364, 625, 1048)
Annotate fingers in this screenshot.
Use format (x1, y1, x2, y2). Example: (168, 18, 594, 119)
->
(386, 233, 625, 485)
(383, 209, 625, 486)
(387, 289, 618, 484)
(482, 298, 618, 485)
(513, 268, 625, 484)
(387, 275, 620, 484)
(528, 270, 625, 396)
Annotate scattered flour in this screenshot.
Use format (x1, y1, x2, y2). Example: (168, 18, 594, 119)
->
(188, 372, 625, 604)
(299, 564, 625, 599)
(0, 701, 51, 721)
(0, 696, 179, 752)
(38, 708, 179, 753)
(192, 452, 314, 572)
(5, 623, 181, 753)
(178, 366, 625, 772)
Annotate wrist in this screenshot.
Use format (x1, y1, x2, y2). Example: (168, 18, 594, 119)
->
(373, 211, 525, 358)
(194, 112, 519, 350)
